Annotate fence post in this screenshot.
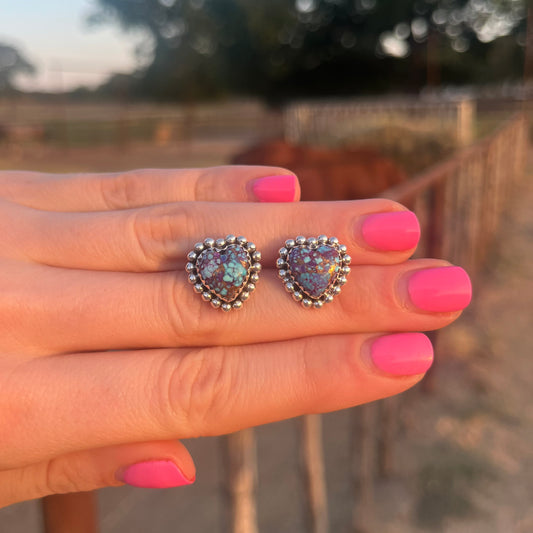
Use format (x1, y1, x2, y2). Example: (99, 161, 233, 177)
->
(300, 415, 329, 533)
(223, 430, 259, 533)
(42, 492, 99, 533)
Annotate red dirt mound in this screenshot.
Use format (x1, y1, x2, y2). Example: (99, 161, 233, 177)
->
(232, 139, 408, 201)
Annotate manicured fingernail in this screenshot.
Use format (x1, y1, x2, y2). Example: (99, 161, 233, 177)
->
(252, 174, 297, 202)
(361, 211, 420, 251)
(371, 333, 433, 375)
(408, 266, 472, 312)
(117, 460, 195, 489)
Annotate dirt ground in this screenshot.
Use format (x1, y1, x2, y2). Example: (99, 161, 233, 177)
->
(0, 147, 531, 533)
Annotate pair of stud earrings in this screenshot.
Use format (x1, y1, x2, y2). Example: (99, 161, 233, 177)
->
(186, 235, 351, 311)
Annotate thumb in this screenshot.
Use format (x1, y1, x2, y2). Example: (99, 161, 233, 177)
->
(0, 440, 195, 509)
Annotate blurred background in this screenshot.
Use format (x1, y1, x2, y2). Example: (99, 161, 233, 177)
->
(0, 1, 532, 532)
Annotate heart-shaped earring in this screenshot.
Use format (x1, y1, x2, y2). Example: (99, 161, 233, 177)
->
(277, 235, 351, 309)
(186, 235, 261, 311)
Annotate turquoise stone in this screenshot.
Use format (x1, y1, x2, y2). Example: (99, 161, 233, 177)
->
(197, 245, 250, 302)
(288, 245, 341, 298)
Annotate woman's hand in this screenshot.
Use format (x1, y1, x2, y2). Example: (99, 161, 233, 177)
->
(0, 167, 471, 507)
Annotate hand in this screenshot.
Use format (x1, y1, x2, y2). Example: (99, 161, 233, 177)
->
(0, 167, 471, 506)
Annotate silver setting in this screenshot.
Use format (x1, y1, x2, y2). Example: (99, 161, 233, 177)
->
(276, 235, 350, 309)
(186, 235, 260, 311)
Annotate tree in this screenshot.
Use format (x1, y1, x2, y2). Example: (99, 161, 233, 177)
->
(89, 0, 527, 101)
(0, 43, 35, 92)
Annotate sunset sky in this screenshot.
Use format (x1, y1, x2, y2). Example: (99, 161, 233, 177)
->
(0, 0, 143, 91)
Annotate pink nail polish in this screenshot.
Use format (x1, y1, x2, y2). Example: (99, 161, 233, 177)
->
(371, 333, 433, 375)
(252, 174, 297, 202)
(361, 211, 420, 251)
(118, 460, 195, 489)
(408, 266, 472, 312)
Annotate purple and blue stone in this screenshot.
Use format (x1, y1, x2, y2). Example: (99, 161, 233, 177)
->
(288, 245, 341, 299)
(197, 244, 250, 302)
(278, 236, 350, 308)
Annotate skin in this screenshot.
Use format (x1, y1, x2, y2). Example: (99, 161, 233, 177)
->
(0, 166, 462, 507)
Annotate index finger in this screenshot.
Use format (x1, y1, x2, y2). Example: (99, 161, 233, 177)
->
(0, 166, 299, 211)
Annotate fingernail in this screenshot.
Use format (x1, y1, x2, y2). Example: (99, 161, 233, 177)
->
(117, 460, 195, 489)
(371, 333, 433, 375)
(252, 174, 297, 202)
(408, 266, 472, 312)
(361, 211, 420, 251)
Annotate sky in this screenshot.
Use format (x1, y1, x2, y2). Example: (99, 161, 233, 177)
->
(0, 0, 144, 91)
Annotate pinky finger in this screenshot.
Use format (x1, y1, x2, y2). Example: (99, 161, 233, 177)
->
(0, 440, 195, 509)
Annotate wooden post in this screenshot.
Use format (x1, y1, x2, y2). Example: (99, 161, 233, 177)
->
(352, 403, 377, 533)
(300, 415, 329, 533)
(223, 430, 258, 533)
(42, 492, 99, 533)
(378, 396, 399, 478)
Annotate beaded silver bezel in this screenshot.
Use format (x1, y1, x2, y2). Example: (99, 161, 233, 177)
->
(277, 235, 351, 309)
(186, 235, 261, 312)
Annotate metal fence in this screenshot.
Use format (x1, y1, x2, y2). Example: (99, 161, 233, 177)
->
(41, 112, 528, 533)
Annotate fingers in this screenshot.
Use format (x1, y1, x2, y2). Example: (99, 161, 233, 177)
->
(5, 199, 419, 271)
(1, 333, 432, 466)
(0, 440, 195, 508)
(0, 167, 299, 211)
(1, 260, 469, 355)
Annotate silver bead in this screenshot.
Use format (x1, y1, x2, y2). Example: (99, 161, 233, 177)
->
(307, 237, 318, 247)
(285, 282, 295, 292)
(279, 247, 288, 257)
(329, 237, 339, 246)
(295, 235, 306, 245)
(194, 242, 205, 253)
(185, 262, 196, 273)
(251, 262, 262, 272)
(313, 300, 324, 309)
(342, 266, 351, 275)
(252, 250, 262, 262)
(343, 254, 352, 265)
(187, 251, 197, 261)
(292, 291, 303, 301)
(194, 283, 204, 293)
(221, 303, 232, 312)
(225, 234, 236, 244)
(237, 236, 247, 246)
(232, 300, 243, 310)
(317, 235, 328, 244)
(277, 258, 287, 269)
(285, 239, 296, 249)
(278, 269, 288, 279)
(211, 298, 221, 308)
(240, 291, 250, 301)
(324, 294, 334, 303)
(338, 244, 347, 254)
(204, 238, 215, 248)
(188, 274, 198, 284)
(215, 238, 225, 248)
(250, 273, 260, 283)
(246, 283, 256, 292)
(202, 292, 212, 302)
(333, 286, 342, 295)
(301, 298, 312, 308)
(246, 242, 256, 252)
(339, 276, 348, 285)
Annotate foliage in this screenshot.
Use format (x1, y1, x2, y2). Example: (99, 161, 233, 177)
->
(89, 0, 528, 101)
(0, 43, 35, 91)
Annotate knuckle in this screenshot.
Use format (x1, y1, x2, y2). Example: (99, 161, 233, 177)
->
(127, 204, 192, 268)
(155, 347, 236, 436)
(98, 170, 150, 209)
(42, 456, 90, 495)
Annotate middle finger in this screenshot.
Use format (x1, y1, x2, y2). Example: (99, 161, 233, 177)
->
(2, 259, 470, 355)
